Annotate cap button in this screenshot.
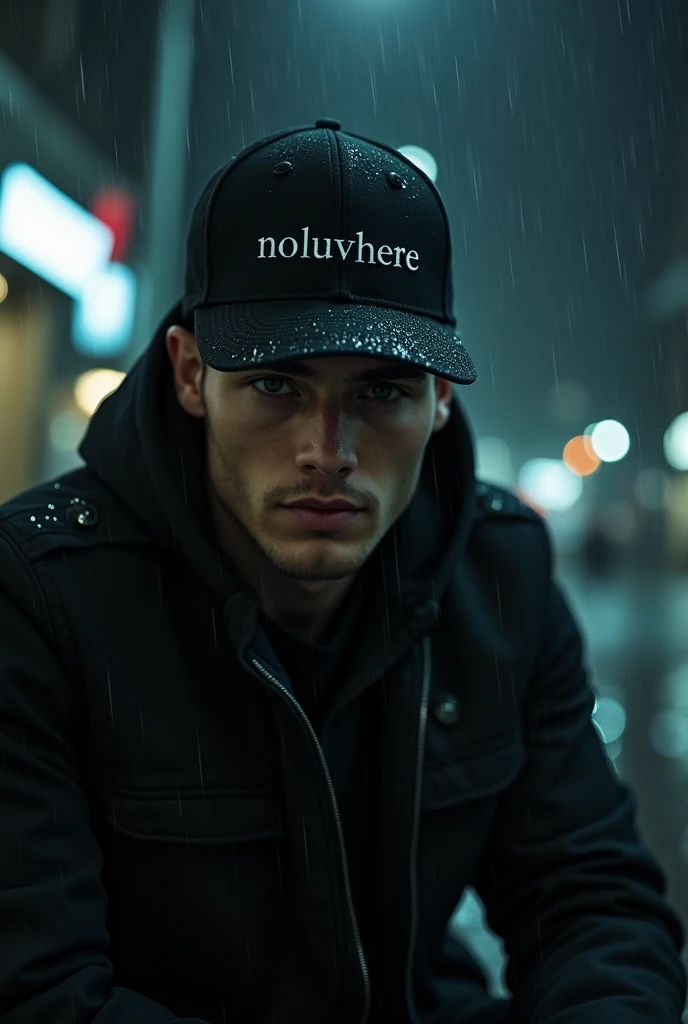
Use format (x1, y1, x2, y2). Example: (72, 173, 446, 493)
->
(314, 118, 342, 130)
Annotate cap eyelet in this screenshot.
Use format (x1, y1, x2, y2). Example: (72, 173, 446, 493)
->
(387, 171, 406, 189)
(273, 161, 293, 176)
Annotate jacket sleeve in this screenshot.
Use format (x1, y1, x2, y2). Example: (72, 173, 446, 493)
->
(0, 535, 210, 1023)
(472, 529, 687, 1023)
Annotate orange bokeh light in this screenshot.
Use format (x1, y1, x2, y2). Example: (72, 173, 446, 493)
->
(563, 435, 601, 477)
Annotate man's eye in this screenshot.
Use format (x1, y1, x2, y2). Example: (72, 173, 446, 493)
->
(248, 377, 295, 398)
(246, 377, 409, 406)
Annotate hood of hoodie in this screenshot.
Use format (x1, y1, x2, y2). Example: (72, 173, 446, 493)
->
(78, 299, 479, 662)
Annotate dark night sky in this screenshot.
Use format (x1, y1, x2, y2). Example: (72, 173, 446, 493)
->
(2, 0, 686, 491)
(184, 0, 688, 489)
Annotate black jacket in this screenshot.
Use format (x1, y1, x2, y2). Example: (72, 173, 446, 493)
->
(0, 300, 685, 1024)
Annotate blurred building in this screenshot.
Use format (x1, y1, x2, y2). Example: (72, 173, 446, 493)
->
(0, 0, 161, 502)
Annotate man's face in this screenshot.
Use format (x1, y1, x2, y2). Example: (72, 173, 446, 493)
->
(166, 326, 453, 589)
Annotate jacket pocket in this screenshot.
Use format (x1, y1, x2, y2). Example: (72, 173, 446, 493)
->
(421, 729, 525, 811)
(105, 789, 282, 845)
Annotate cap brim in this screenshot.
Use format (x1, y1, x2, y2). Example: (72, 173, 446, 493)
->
(192, 300, 477, 386)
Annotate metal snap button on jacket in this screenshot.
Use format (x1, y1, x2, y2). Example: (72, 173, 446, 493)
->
(65, 501, 99, 527)
(433, 693, 460, 726)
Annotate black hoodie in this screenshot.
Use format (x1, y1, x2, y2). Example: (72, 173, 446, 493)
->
(0, 300, 685, 1023)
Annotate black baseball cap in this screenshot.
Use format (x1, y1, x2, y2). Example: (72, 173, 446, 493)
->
(178, 118, 477, 387)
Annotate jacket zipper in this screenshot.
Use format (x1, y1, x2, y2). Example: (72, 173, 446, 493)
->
(248, 656, 371, 1024)
(405, 635, 432, 1024)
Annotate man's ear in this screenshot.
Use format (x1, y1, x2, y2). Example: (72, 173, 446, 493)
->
(165, 325, 206, 419)
(432, 377, 453, 433)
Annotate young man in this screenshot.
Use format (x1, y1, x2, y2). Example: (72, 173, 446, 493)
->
(0, 119, 685, 1024)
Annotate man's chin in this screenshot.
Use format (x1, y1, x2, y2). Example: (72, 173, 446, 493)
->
(261, 543, 368, 583)
(269, 561, 361, 584)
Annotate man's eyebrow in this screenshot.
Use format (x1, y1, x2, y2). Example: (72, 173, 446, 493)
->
(242, 359, 428, 384)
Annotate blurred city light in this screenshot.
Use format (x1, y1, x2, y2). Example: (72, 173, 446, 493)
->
(514, 489, 549, 518)
(72, 263, 137, 358)
(662, 662, 688, 713)
(90, 187, 136, 263)
(649, 711, 688, 759)
(650, 661, 688, 760)
(475, 436, 514, 488)
(397, 145, 438, 183)
(518, 458, 583, 513)
(592, 695, 627, 744)
(562, 435, 601, 477)
(663, 411, 688, 471)
(74, 368, 126, 417)
(0, 273, 7, 303)
(0, 163, 114, 299)
(589, 419, 631, 463)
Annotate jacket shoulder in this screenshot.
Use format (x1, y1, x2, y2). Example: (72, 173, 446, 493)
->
(474, 480, 544, 524)
(0, 465, 151, 563)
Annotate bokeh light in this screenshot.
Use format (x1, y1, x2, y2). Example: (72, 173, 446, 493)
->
(589, 420, 631, 463)
(649, 712, 688, 759)
(562, 435, 601, 476)
(397, 145, 438, 183)
(74, 368, 126, 417)
(518, 458, 583, 513)
(0, 162, 114, 298)
(72, 262, 137, 358)
(592, 695, 627, 744)
(649, 662, 688, 760)
(663, 411, 688, 471)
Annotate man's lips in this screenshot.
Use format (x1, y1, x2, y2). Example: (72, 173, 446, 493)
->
(279, 504, 363, 531)
(281, 500, 362, 512)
